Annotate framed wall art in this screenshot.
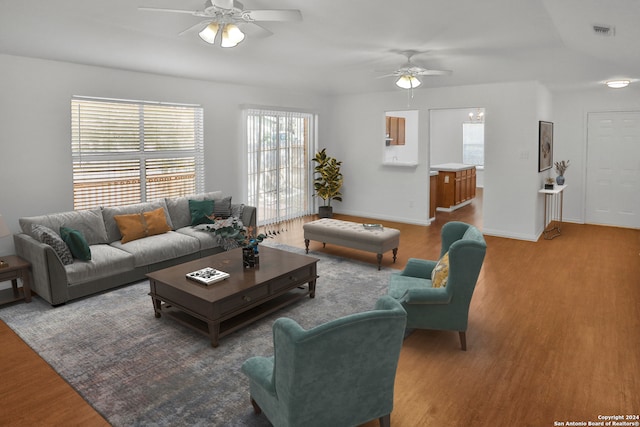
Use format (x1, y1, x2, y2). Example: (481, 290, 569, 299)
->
(538, 120, 553, 172)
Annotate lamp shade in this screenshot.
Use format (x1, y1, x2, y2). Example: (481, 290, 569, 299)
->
(396, 75, 421, 89)
(221, 24, 245, 48)
(199, 22, 220, 44)
(0, 214, 10, 238)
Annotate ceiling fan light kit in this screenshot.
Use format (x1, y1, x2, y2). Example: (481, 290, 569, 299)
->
(606, 80, 630, 89)
(396, 75, 421, 89)
(198, 22, 220, 44)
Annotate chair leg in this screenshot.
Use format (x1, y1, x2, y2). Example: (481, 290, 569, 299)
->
(459, 331, 467, 351)
(379, 413, 391, 427)
(250, 397, 262, 414)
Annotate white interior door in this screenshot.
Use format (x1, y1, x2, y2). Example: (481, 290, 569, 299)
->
(586, 112, 640, 228)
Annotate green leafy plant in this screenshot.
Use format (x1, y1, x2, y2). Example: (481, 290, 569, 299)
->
(207, 218, 268, 249)
(312, 148, 343, 207)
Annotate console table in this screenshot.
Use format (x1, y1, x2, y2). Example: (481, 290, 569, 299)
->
(539, 185, 567, 240)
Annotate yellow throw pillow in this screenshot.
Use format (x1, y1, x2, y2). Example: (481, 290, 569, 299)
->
(144, 207, 171, 236)
(114, 213, 147, 243)
(431, 251, 450, 288)
(114, 208, 171, 243)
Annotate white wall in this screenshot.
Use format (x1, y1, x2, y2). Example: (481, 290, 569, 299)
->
(326, 81, 551, 240)
(0, 53, 331, 256)
(553, 85, 640, 224)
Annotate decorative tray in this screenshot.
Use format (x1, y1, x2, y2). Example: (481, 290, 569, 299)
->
(363, 223, 384, 230)
(186, 267, 230, 285)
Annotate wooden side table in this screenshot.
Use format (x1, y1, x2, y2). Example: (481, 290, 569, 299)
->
(0, 255, 32, 306)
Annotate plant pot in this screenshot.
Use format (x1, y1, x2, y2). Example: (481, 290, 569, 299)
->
(318, 206, 333, 218)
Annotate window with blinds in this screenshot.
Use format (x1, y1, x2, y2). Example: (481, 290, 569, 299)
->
(71, 97, 204, 210)
(245, 108, 315, 226)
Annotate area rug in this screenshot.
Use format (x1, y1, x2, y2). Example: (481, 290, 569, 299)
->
(0, 244, 396, 426)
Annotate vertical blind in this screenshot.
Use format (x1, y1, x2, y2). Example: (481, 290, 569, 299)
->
(246, 108, 314, 226)
(71, 97, 204, 210)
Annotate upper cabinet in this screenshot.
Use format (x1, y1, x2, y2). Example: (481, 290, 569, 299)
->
(386, 116, 406, 145)
(383, 110, 418, 166)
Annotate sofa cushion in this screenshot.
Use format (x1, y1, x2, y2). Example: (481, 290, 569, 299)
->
(110, 231, 200, 267)
(32, 225, 74, 265)
(189, 199, 215, 225)
(103, 200, 173, 243)
(60, 226, 92, 261)
(64, 244, 136, 285)
(175, 226, 221, 250)
(20, 209, 108, 245)
(165, 191, 223, 229)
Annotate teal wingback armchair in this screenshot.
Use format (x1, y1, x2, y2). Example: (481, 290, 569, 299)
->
(387, 221, 486, 350)
(240, 295, 407, 427)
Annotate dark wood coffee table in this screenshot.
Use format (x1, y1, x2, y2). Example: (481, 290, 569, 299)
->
(147, 246, 319, 347)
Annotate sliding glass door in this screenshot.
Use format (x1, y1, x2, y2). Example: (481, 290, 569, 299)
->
(245, 108, 315, 226)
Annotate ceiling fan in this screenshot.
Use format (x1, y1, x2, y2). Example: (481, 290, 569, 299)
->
(379, 50, 452, 89)
(139, 0, 302, 48)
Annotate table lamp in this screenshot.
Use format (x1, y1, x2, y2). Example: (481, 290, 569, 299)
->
(0, 214, 10, 268)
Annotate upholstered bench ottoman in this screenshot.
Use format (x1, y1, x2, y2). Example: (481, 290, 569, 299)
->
(303, 218, 400, 270)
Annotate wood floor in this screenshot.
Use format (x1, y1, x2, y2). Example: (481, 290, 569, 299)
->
(2, 190, 639, 426)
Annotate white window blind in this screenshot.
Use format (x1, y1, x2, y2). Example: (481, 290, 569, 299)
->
(71, 97, 204, 210)
(245, 108, 314, 226)
(462, 122, 484, 166)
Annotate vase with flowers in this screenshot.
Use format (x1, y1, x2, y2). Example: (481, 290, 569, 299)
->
(554, 160, 570, 185)
(206, 218, 269, 268)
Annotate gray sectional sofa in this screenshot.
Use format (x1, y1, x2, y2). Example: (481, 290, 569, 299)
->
(13, 191, 256, 306)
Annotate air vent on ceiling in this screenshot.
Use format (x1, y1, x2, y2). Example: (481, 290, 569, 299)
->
(593, 25, 615, 36)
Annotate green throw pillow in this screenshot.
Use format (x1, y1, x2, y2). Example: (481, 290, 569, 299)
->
(189, 199, 215, 226)
(60, 226, 92, 261)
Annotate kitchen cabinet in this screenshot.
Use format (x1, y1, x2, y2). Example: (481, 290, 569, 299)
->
(431, 163, 476, 211)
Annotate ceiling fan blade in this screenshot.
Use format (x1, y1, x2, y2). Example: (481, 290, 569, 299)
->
(242, 9, 302, 22)
(138, 7, 196, 15)
(236, 22, 273, 38)
(178, 20, 211, 37)
(376, 73, 401, 79)
(414, 69, 453, 76)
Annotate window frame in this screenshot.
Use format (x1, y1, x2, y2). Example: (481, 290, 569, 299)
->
(71, 96, 204, 210)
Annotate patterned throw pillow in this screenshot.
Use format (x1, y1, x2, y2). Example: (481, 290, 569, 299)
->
(213, 196, 233, 219)
(431, 251, 450, 288)
(32, 224, 74, 265)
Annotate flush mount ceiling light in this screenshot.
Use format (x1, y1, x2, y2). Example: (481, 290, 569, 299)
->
(606, 80, 630, 89)
(396, 75, 421, 89)
(140, 0, 302, 48)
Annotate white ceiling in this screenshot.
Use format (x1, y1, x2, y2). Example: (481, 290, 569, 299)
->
(1, 0, 638, 95)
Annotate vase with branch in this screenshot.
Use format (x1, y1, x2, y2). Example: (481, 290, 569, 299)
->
(554, 160, 570, 185)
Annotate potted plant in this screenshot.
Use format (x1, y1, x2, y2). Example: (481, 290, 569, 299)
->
(312, 148, 343, 218)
